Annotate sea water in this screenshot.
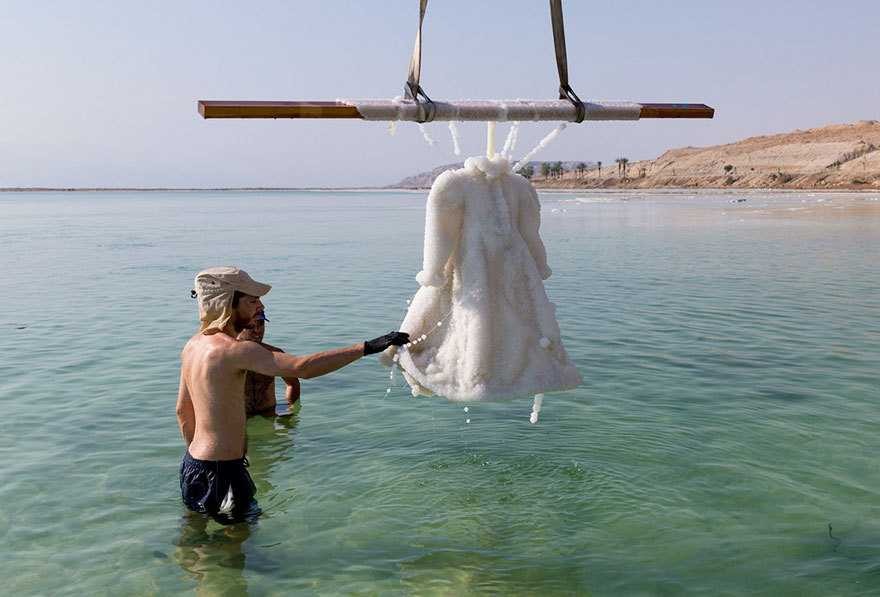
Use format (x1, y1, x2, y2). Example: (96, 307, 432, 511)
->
(0, 189, 878, 595)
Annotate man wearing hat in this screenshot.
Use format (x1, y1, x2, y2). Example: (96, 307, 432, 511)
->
(177, 266, 408, 524)
(237, 309, 301, 415)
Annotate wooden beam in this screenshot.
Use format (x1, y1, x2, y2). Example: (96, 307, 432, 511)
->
(638, 103, 714, 119)
(198, 101, 361, 119)
(198, 100, 714, 120)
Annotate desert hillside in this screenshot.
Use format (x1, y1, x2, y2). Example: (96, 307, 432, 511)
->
(534, 121, 880, 190)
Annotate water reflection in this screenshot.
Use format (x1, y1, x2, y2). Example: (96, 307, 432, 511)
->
(173, 411, 300, 594)
(174, 511, 254, 595)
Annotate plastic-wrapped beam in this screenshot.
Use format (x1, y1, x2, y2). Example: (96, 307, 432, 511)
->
(338, 98, 641, 122)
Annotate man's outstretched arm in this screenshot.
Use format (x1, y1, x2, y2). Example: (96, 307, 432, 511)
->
(235, 332, 409, 380)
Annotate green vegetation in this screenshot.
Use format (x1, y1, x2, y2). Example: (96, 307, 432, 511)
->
(615, 157, 629, 180)
(517, 165, 534, 179)
(723, 164, 733, 173)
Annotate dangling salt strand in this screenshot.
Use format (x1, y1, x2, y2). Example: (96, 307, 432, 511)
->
(529, 393, 544, 424)
(513, 123, 567, 172)
(419, 123, 438, 146)
(501, 122, 520, 157)
(387, 121, 398, 136)
(486, 121, 496, 157)
(448, 121, 461, 156)
(508, 121, 521, 156)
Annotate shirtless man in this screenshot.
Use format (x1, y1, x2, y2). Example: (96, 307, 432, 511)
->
(177, 266, 408, 524)
(236, 310, 301, 415)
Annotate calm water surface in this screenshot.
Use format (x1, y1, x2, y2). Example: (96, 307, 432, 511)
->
(1, 189, 878, 595)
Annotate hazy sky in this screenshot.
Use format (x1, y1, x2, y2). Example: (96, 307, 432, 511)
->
(1, 0, 877, 188)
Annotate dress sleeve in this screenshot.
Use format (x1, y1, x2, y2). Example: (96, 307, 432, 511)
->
(517, 182, 552, 280)
(416, 171, 464, 287)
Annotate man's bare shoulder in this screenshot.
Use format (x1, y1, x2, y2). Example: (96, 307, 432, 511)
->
(182, 332, 255, 361)
(259, 342, 285, 354)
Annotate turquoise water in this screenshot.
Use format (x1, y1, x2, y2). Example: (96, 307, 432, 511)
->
(1, 189, 878, 595)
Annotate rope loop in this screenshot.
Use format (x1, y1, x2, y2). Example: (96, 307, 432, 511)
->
(559, 83, 585, 124)
(404, 82, 436, 123)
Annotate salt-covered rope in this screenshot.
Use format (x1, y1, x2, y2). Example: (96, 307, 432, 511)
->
(500, 122, 520, 157)
(448, 121, 461, 156)
(512, 123, 567, 172)
(418, 123, 438, 146)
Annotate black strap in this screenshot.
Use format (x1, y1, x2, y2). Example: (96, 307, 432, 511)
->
(549, 0, 585, 123)
(404, 0, 435, 123)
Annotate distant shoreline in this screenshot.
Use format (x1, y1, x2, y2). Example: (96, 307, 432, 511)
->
(4, 185, 880, 194)
(0, 187, 385, 192)
(3, 186, 879, 194)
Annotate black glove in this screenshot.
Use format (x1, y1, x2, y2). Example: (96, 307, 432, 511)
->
(364, 331, 410, 355)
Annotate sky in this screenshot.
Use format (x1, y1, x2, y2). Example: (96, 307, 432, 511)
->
(1, 0, 877, 188)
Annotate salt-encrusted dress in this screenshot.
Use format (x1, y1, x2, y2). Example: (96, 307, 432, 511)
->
(382, 155, 582, 402)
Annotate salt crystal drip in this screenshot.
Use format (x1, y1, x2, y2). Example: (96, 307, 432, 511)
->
(486, 121, 496, 157)
(513, 123, 567, 172)
(501, 122, 519, 157)
(448, 121, 461, 156)
(529, 393, 544, 424)
(419, 123, 438, 146)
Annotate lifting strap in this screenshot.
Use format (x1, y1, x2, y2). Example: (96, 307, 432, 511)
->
(549, 0, 585, 123)
(404, 0, 435, 123)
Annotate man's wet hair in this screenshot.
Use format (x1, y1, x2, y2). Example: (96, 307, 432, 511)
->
(231, 290, 247, 307)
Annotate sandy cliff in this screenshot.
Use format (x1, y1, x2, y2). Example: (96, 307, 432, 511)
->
(533, 121, 880, 190)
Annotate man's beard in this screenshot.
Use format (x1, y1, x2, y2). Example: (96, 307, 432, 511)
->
(232, 309, 257, 333)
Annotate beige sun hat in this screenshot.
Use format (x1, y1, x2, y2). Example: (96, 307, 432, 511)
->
(194, 266, 271, 334)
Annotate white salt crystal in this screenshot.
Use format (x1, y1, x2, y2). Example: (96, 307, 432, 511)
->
(419, 123, 438, 146)
(539, 337, 550, 348)
(380, 153, 582, 403)
(448, 121, 461, 156)
(529, 393, 544, 424)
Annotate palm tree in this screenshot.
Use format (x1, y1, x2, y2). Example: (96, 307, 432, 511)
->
(597, 161, 602, 179)
(540, 162, 551, 178)
(615, 157, 629, 180)
(551, 161, 563, 179)
(576, 162, 586, 178)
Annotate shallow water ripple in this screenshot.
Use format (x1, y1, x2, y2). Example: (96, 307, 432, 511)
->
(0, 190, 878, 595)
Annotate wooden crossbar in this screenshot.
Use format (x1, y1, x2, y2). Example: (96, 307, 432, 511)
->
(198, 100, 714, 120)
